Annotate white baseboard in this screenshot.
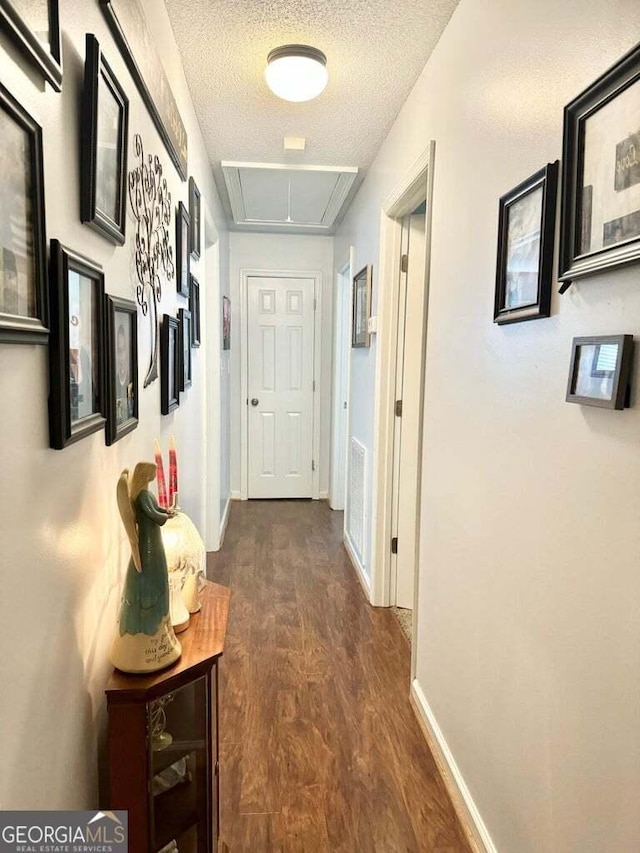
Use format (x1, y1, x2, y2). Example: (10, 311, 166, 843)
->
(410, 679, 497, 853)
(219, 497, 231, 548)
(230, 490, 241, 500)
(343, 532, 371, 601)
(318, 490, 329, 500)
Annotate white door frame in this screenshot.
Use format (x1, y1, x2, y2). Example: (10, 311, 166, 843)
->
(389, 216, 411, 607)
(203, 207, 221, 550)
(240, 267, 323, 501)
(330, 249, 355, 511)
(370, 142, 435, 660)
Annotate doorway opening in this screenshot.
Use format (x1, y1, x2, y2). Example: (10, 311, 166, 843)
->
(330, 253, 353, 511)
(371, 142, 435, 676)
(203, 209, 222, 550)
(389, 204, 428, 638)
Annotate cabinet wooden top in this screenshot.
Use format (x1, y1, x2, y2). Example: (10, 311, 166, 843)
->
(106, 580, 230, 702)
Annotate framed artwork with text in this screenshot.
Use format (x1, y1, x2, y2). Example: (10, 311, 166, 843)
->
(559, 42, 640, 289)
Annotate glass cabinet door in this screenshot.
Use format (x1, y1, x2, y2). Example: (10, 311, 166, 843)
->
(211, 665, 218, 845)
(147, 675, 210, 853)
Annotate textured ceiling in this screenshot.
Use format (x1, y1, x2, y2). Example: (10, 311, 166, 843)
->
(164, 0, 459, 229)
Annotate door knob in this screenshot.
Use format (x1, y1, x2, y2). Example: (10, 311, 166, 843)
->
(251, 398, 259, 406)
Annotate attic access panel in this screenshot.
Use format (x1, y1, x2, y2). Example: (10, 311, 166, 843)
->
(221, 162, 357, 231)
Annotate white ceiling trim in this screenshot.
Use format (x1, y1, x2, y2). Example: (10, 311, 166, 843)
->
(222, 165, 247, 223)
(384, 144, 435, 217)
(222, 161, 358, 174)
(322, 172, 358, 227)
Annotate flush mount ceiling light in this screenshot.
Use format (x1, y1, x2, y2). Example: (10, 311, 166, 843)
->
(265, 44, 328, 102)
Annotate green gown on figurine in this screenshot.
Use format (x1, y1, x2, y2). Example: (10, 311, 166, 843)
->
(110, 462, 182, 674)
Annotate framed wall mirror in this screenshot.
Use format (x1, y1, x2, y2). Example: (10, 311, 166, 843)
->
(352, 265, 372, 348)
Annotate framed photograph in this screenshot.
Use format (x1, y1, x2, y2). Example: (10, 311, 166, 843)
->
(0, 0, 62, 90)
(559, 42, 640, 289)
(176, 201, 190, 297)
(189, 177, 201, 259)
(49, 241, 106, 449)
(0, 81, 48, 345)
(105, 295, 138, 445)
(352, 265, 372, 347)
(566, 334, 633, 410)
(160, 313, 179, 415)
(178, 307, 192, 391)
(222, 295, 230, 351)
(81, 34, 129, 246)
(494, 162, 558, 324)
(100, 0, 187, 180)
(190, 275, 200, 347)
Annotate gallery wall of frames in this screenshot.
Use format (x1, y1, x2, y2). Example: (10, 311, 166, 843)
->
(0, 0, 224, 453)
(0, 0, 234, 814)
(493, 40, 640, 411)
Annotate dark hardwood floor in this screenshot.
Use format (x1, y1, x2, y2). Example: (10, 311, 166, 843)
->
(207, 499, 471, 853)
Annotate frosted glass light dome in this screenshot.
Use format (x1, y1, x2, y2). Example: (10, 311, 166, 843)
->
(265, 45, 328, 102)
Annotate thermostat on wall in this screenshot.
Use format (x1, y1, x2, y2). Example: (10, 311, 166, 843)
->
(367, 316, 378, 334)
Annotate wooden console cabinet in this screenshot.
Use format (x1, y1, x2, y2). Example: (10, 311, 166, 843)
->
(106, 581, 230, 853)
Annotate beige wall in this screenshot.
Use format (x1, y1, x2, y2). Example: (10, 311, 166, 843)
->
(0, 0, 227, 808)
(336, 0, 640, 850)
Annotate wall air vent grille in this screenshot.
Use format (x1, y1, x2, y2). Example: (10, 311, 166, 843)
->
(348, 437, 367, 565)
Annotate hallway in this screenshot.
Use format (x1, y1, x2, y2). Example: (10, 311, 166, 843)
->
(207, 500, 470, 852)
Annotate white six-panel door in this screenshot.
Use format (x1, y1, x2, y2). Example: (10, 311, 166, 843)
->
(247, 276, 315, 498)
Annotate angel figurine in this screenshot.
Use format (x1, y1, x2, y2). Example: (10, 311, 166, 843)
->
(110, 462, 182, 674)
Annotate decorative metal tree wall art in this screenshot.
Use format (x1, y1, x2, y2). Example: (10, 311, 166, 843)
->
(127, 134, 175, 386)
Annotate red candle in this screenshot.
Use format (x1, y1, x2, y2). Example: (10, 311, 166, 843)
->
(153, 439, 168, 509)
(169, 435, 178, 508)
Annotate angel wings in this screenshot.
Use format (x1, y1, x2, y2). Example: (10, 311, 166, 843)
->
(116, 465, 147, 573)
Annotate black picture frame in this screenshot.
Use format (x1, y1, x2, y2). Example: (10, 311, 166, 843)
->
(49, 241, 106, 449)
(176, 201, 190, 297)
(0, 0, 62, 90)
(494, 161, 559, 324)
(352, 265, 372, 347)
(100, 0, 187, 180)
(189, 177, 201, 259)
(160, 313, 179, 415)
(105, 295, 138, 445)
(178, 307, 192, 391)
(566, 334, 633, 410)
(81, 34, 129, 246)
(559, 42, 640, 290)
(0, 81, 48, 345)
(190, 275, 201, 347)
